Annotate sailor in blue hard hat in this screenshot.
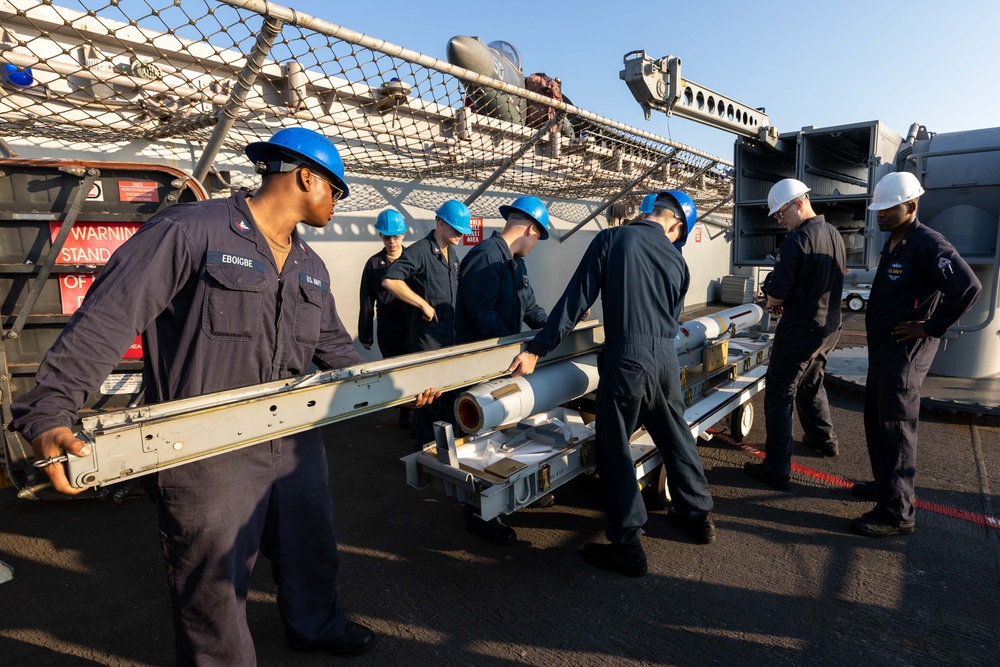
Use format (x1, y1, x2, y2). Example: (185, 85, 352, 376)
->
(454, 195, 553, 544)
(11, 126, 439, 662)
(360, 209, 413, 428)
(651, 190, 697, 250)
(383, 199, 471, 449)
(382, 200, 471, 351)
(507, 187, 717, 577)
(359, 209, 410, 355)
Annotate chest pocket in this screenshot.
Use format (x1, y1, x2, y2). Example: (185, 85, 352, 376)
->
(885, 260, 907, 283)
(293, 278, 327, 347)
(203, 263, 267, 340)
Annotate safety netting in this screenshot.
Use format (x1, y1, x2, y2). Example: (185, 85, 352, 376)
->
(0, 0, 733, 223)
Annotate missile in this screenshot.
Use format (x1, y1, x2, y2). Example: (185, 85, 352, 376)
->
(674, 303, 764, 367)
(455, 353, 599, 434)
(455, 304, 764, 435)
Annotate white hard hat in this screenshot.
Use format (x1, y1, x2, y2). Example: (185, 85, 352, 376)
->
(767, 178, 810, 216)
(868, 172, 925, 210)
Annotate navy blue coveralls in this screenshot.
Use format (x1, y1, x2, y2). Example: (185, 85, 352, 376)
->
(455, 231, 547, 343)
(358, 247, 410, 358)
(864, 220, 980, 525)
(527, 220, 713, 544)
(383, 229, 461, 444)
(383, 229, 460, 352)
(761, 215, 846, 475)
(12, 192, 364, 666)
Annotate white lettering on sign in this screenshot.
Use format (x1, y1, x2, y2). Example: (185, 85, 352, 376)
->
(118, 180, 160, 203)
(463, 217, 484, 246)
(100, 373, 144, 395)
(60, 247, 113, 264)
(49, 222, 142, 266)
(222, 254, 254, 268)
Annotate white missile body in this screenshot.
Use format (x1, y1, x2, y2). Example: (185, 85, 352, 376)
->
(455, 354, 599, 434)
(455, 304, 765, 435)
(674, 303, 765, 367)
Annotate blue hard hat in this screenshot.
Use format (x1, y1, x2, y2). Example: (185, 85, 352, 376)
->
(639, 193, 657, 215)
(436, 199, 472, 234)
(375, 209, 407, 236)
(2, 63, 33, 87)
(499, 195, 550, 240)
(245, 127, 350, 199)
(654, 190, 697, 249)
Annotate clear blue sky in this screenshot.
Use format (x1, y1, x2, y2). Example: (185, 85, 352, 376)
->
(291, 0, 1000, 161)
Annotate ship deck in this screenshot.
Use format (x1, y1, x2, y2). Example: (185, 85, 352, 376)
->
(1, 310, 997, 666)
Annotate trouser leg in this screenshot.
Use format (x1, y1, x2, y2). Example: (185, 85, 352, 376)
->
(870, 383, 920, 524)
(146, 444, 274, 667)
(260, 433, 347, 649)
(595, 357, 648, 545)
(863, 366, 881, 481)
(795, 329, 840, 447)
(762, 330, 821, 475)
(644, 352, 712, 519)
(867, 340, 937, 524)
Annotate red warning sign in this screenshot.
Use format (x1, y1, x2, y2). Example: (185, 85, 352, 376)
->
(49, 222, 142, 265)
(49, 222, 144, 358)
(463, 217, 483, 246)
(117, 180, 160, 203)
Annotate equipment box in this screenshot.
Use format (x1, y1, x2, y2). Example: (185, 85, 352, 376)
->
(733, 121, 902, 269)
(734, 134, 798, 204)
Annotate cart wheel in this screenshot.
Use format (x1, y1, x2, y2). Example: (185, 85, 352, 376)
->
(730, 401, 754, 442)
(846, 295, 865, 312)
(650, 464, 671, 510)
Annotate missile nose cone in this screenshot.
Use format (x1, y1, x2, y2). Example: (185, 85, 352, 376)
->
(446, 35, 491, 77)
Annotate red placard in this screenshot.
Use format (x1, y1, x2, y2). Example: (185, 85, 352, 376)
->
(49, 221, 142, 265)
(463, 217, 483, 246)
(49, 222, 144, 358)
(117, 180, 160, 203)
(694, 226, 703, 243)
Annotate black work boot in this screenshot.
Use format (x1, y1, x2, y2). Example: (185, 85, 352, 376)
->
(581, 541, 648, 578)
(665, 509, 717, 544)
(850, 511, 915, 537)
(290, 621, 375, 657)
(801, 436, 838, 457)
(744, 462, 790, 491)
(464, 508, 517, 546)
(528, 492, 555, 508)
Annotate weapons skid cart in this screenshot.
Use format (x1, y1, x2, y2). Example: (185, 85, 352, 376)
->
(403, 305, 772, 520)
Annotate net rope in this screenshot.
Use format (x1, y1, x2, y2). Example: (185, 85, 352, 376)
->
(0, 0, 733, 222)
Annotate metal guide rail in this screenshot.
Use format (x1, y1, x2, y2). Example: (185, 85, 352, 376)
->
(58, 324, 604, 489)
(403, 334, 772, 521)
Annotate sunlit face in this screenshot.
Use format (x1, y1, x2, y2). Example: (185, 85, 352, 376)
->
(302, 168, 343, 227)
(514, 223, 543, 257)
(437, 218, 464, 246)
